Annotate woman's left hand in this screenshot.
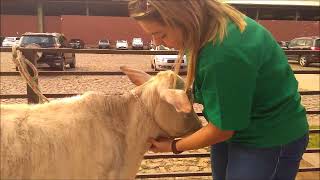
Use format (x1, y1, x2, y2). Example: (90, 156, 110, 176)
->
(148, 137, 174, 153)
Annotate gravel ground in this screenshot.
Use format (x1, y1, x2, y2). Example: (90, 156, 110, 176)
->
(1, 52, 319, 179)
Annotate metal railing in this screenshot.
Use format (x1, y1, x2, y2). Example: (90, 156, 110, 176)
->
(0, 47, 319, 178)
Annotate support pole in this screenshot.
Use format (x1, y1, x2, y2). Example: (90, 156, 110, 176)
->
(37, 0, 44, 33)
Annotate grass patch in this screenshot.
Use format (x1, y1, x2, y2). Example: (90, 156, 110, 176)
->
(308, 125, 320, 149)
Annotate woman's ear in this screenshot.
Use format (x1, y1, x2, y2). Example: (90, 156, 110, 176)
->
(120, 66, 152, 86)
(159, 89, 192, 113)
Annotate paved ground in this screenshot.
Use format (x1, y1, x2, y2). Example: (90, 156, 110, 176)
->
(0, 52, 319, 179)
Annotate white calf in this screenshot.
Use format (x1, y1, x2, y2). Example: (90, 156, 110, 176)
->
(0, 66, 202, 179)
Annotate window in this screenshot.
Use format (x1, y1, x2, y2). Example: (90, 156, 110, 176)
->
(259, 8, 296, 20)
(296, 39, 306, 46)
(315, 39, 320, 48)
(305, 40, 313, 47)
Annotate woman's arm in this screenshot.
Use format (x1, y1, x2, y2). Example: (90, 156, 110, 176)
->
(149, 123, 234, 153)
(177, 123, 234, 151)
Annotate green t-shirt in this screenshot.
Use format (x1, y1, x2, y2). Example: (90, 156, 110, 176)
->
(193, 17, 309, 148)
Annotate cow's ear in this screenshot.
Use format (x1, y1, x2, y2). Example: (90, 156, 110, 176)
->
(160, 89, 192, 113)
(120, 66, 151, 86)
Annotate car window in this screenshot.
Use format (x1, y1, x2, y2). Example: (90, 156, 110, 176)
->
(4, 37, 16, 42)
(158, 45, 169, 50)
(296, 39, 306, 46)
(305, 40, 313, 47)
(100, 40, 109, 43)
(289, 39, 297, 47)
(20, 36, 55, 46)
(315, 39, 320, 47)
(133, 38, 142, 42)
(70, 39, 82, 43)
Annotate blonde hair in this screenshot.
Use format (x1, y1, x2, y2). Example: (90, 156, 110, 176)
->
(128, 0, 247, 91)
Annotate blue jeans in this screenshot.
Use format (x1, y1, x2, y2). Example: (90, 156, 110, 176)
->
(210, 134, 309, 180)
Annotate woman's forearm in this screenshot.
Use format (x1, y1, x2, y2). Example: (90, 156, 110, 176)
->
(176, 123, 234, 151)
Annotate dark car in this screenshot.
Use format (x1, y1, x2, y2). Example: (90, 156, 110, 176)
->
(287, 36, 320, 67)
(18, 32, 76, 71)
(69, 38, 85, 49)
(98, 39, 110, 49)
(0, 36, 5, 46)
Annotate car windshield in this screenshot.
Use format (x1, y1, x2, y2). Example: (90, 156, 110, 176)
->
(133, 38, 142, 42)
(158, 45, 169, 50)
(100, 40, 109, 43)
(4, 37, 16, 42)
(70, 39, 81, 43)
(20, 36, 55, 47)
(118, 40, 126, 43)
(315, 39, 320, 47)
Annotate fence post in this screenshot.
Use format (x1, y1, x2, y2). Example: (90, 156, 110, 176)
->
(21, 49, 40, 104)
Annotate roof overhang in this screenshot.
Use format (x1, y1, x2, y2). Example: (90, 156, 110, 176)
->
(227, 0, 320, 7)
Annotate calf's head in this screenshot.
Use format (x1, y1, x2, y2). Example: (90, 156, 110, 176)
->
(121, 66, 202, 138)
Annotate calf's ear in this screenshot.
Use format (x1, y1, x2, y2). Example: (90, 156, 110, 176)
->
(120, 66, 151, 86)
(160, 89, 192, 113)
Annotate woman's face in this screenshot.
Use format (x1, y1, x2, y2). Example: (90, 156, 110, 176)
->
(137, 20, 183, 49)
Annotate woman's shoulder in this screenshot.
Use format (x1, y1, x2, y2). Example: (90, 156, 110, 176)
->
(198, 17, 277, 68)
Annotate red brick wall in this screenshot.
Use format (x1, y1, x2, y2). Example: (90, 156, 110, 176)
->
(1, 15, 38, 36)
(258, 20, 319, 41)
(60, 15, 151, 47)
(1, 15, 318, 45)
(44, 16, 61, 33)
(0, 15, 61, 36)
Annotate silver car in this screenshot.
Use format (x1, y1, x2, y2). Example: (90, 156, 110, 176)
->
(151, 45, 188, 72)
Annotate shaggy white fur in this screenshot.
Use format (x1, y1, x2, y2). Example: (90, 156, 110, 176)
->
(0, 68, 201, 179)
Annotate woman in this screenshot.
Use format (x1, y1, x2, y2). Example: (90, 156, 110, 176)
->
(128, 0, 309, 179)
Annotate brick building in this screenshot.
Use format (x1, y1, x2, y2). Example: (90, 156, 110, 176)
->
(1, 0, 319, 46)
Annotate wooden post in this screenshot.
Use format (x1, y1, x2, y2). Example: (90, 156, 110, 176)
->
(37, 0, 44, 33)
(22, 49, 40, 104)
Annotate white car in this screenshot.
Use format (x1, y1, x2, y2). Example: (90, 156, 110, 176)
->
(151, 45, 188, 72)
(132, 38, 144, 50)
(116, 40, 128, 50)
(2, 37, 20, 47)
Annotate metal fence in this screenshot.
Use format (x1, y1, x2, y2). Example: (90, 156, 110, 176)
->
(0, 47, 319, 178)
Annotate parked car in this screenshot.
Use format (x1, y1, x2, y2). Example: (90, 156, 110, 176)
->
(287, 36, 320, 67)
(148, 40, 155, 50)
(0, 36, 5, 46)
(116, 40, 128, 50)
(98, 39, 110, 49)
(131, 37, 144, 50)
(68, 38, 85, 49)
(2, 37, 20, 47)
(18, 32, 76, 71)
(151, 45, 187, 72)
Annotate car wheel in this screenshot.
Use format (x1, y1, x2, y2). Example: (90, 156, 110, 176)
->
(59, 59, 66, 71)
(69, 55, 76, 68)
(299, 56, 309, 67)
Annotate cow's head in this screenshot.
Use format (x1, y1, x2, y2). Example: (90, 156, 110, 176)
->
(120, 66, 202, 138)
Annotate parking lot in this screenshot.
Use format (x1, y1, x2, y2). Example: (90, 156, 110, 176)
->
(1, 52, 319, 123)
(0, 52, 319, 179)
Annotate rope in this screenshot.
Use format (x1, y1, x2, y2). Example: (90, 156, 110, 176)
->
(11, 45, 49, 103)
